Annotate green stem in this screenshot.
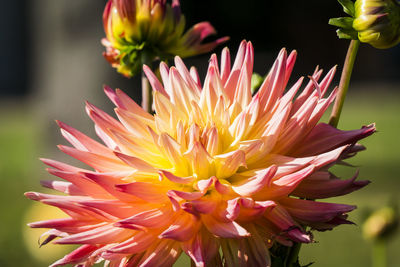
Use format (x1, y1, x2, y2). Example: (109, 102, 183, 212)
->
(141, 71, 153, 113)
(329, 39, 360, 127)
(140, 50, 155, 113)
(285, 242, 302, 267)
(372, 240, 387, 267)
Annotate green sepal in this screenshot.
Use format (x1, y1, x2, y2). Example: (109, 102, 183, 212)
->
(251, 73, 264, 94)
(337, 28, 359, 39)
(338, 0, 355, 17)
(329, 17, 354, 30)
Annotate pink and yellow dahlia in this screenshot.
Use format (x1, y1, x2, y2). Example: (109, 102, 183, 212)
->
(102, 0, 229, 77)
(26, 41, 375, 266)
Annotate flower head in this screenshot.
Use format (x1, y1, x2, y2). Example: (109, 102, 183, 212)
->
(329, 0, 400, 48)
(102, 0, 229, 77)
(26, 41, 375, 266)
(353, 0, 400, 48)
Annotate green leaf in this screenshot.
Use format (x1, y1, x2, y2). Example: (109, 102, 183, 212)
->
(328, 17, 354, 30)
(338, 0, 355, 17)
(337, 28, 359, 40)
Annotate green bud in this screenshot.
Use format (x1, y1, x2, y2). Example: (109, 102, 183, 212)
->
(362, 206, 399, 241)
(353, 0, 400, 48)
(251, 73, 264, 94)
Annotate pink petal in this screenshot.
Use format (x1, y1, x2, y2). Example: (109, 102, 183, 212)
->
(57, 120, 114, 157)
(54, 224, 131, 245)
(232, 165, 277, 196)
(293, 171, 369, 199)
(143, 64, 168, 96)
(137, 239, 182, 267)
(28, 218, 103, 234)
(279, 197, 355, 223)
(182, 228, 219, 267)
(105, 231, 158, 255)
(202, 214, 250, 238)
(220, 47, 231, 84)
(40, 180, 85, 196)
(159, 170, 195, 184)
(159, 212, 200, 241)
(81, 172, 139, 202)
(224, 40, 247, 100)
(49, 244, 101, 267)
(174, 56, 202, 94)
(113, 89, 154, 120)
(116, 206, 173, 229)
(58, 145, 129, 172)
(255, 165, 315, 200)
(114, 151, 156, 172)
(167, 190, 204, 201)
(292, 123, 376, 157)
(115, 182, 169, 203)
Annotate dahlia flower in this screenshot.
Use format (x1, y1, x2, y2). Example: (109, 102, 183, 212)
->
(26, 41, 375, 266)
(102, 0, 229, 77)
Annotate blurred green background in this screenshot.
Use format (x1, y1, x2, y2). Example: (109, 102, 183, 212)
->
(1, 0, 399, 266)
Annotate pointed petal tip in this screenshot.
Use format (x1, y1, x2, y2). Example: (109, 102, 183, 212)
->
(216, 36, 230, 44)
(24, 191, 40, 200)
(357, 180, 371, 187)
(103, 84, 113, 93)
(40, 157, 52, 165)
(222, 46, 230, 53)
(40, 180, 52, 188)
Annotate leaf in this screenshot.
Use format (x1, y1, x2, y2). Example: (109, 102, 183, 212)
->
(338, 0, 355, 17)
(328, 17, 354, 30)
(336, 28, 358, 40)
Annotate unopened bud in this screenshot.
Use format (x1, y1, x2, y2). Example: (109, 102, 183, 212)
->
(362, 206, 399, 241)
(353, 0, 400, 49)
(329, 0, 400, 48)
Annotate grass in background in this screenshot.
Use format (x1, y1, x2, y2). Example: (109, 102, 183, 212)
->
(0, 88, 399, 266)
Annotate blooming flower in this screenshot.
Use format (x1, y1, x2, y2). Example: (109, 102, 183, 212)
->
(26, 41, 375, 266)
(102, 0, 229, 77)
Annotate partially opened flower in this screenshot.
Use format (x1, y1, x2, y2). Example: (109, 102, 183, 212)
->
(26, 41, 375, 266)
(102, 0, 229, 77)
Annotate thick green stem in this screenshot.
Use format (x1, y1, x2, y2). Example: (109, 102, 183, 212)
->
(329, 39, 360, 127)
(141, 71, 153, 113)
(372, 240, 387, 267)
(285, 242, 302, 267)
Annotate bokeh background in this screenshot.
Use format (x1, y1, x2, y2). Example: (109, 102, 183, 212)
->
(1, 0, 399, 266)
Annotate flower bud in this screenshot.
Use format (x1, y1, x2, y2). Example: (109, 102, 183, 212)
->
(362, 206, 399, 241)
(353, 0, 400, 48)
(102, 0, 229, 77)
